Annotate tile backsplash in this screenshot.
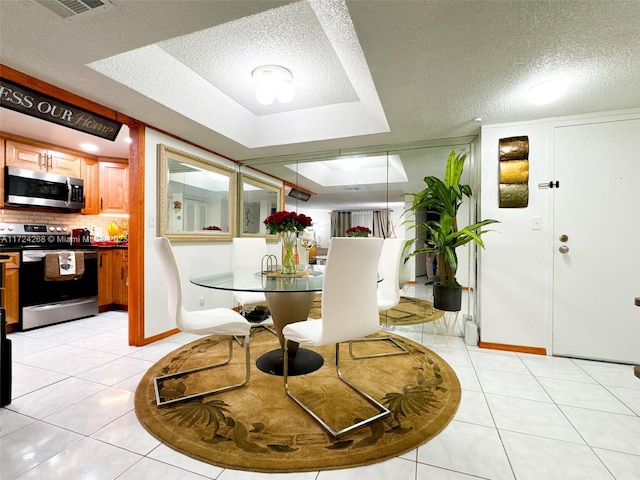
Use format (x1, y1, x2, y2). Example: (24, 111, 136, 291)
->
(0, 209, 127, 240)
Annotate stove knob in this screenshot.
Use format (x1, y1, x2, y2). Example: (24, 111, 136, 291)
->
(56, 227, 62, 232)
(7, 225, 14, 231)
(62, 227, 68, 232)
(49, 226, 56, 232)
(0, 225, 4, 231)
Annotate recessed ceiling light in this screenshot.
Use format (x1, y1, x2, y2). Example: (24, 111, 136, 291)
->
(526, 79, 568, 105)
(124, 137, 132, 144)
(81, 143, 99, 152)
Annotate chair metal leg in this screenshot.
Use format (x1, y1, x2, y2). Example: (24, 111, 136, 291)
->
(283, 342, 390, 437)
(154, 334, 250, 407)
(250, 323, 277, 337)
(348, 336, 409, 359)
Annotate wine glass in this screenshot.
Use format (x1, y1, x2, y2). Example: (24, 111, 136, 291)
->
(299, 236, 316, 271)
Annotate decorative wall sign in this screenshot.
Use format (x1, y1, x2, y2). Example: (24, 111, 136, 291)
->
(0, 78, 122, 141)
(498, 136, 529, 208)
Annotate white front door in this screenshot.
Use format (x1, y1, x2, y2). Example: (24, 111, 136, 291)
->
(552, 118, 640, 363)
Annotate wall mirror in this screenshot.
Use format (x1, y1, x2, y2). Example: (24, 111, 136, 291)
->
(157, 144, 236, 242)
(238, 170, 283, 240)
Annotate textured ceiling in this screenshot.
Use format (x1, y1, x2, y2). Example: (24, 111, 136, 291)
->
(1, 0, 639, 209)
(87, 0, 389, 148)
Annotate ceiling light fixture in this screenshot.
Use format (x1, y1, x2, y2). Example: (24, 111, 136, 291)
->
(526, 79, 568, 105)
(252, 65, 295, 105)
(80, 143, 99, 152)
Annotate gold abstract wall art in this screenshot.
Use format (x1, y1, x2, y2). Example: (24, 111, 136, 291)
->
(498, 136, 529, 208)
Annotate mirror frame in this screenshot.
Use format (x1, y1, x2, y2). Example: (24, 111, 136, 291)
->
(157, 144, 236, 242)
(237, 171, 283, 241)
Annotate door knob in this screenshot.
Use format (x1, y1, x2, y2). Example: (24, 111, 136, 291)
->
(559, 245, 569, 253)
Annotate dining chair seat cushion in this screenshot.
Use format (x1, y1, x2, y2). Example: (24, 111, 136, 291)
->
(181, 309, 250, 336)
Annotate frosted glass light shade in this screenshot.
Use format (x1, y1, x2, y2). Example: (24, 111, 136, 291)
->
(526, 79, 567, 105)
(253, 65, 294, 105)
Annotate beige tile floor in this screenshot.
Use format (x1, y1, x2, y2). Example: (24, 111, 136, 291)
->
(2, 283, 639, 479)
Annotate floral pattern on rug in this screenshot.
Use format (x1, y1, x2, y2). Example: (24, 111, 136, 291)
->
(135, 328, 461, 473)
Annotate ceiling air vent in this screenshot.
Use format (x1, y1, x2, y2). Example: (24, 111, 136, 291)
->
(36, 0, 116, 19)
(288, 188, 311, 202)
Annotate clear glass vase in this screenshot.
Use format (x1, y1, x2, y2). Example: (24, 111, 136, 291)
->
(280, 232, 297, 275)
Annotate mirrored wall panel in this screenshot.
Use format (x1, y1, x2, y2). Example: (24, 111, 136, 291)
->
(238, 171, 283, 240)
(157, 144, 236, 242)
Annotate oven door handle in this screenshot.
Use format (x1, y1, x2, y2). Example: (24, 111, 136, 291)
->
(22, 251, 47, 262)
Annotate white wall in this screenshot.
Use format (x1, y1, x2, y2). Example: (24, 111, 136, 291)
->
(478, 109, 640, 350)
(143, 130, 280, 338)
(478, 122, 550, 348)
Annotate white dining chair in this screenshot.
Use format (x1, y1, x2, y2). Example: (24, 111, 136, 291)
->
(231, 238, 268, 312)
(282, 237, 390, 437)
(350, 237, 409, 359)
(377, 237, 405, 311)
(153, 237, 251, 407)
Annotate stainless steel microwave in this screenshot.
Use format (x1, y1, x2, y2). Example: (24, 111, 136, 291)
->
(4, 166, 84, 211)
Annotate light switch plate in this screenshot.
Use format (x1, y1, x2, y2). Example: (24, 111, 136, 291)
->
(531, 216, 542, 230)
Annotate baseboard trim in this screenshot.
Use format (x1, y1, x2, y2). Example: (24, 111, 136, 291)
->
(478, 342, 546, 355)
(141, 328, 180, 346)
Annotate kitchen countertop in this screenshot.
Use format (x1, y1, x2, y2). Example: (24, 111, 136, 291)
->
(92, 241, 128, 248)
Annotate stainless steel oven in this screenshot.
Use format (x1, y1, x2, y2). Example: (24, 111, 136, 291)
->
(21, 248, 98, 329)
(0, 223, 98, 330)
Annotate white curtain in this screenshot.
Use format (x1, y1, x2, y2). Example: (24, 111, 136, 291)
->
(351, 211, 373, 231)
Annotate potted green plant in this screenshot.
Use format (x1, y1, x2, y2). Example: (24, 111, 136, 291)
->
(404, 150, 498, 311)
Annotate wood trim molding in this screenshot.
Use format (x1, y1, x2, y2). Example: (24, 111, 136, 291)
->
(140, 328, 181, 346)
(478, 342, 546, 355)
(0, 64, 135, 125)
(128, 124, 145, 346)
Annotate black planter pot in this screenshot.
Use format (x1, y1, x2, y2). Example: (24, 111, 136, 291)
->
(433, 283, 462, 312)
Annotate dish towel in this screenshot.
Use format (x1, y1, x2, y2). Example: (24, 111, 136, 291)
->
(45, 252, 85, 281)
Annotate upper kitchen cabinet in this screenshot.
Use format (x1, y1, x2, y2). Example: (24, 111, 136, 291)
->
(99, 159, 129, 214)
(5, 139, 81, 177)
(80, 157, 99, 215)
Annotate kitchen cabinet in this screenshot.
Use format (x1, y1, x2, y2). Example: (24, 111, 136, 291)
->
(98, 249, 113, 309)
(98, 248, 128, 310)
(99, 160, 129, 214)
(0, 253, 20, 327)
(113, 249, 128, 306)
(5, 139, 81, 177)
(80, 157, 99, 215)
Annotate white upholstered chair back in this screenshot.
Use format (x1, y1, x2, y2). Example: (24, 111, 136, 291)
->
(154, 236, 185, 330)
(319, 237, 384, 344)
(377, 238, 405, 311)
(154, 237, 249, 336)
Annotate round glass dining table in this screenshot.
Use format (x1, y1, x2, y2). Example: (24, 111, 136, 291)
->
(190, 265, 325, 376)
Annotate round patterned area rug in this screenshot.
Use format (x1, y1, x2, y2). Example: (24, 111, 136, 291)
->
(309, 294, 444, 326)
(135, 328, 460, 473)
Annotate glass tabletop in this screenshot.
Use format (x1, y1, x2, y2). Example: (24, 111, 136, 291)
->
(190, 265, 325, 293)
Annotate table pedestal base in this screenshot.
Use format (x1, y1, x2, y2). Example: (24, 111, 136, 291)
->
(256, 348, 324, 376)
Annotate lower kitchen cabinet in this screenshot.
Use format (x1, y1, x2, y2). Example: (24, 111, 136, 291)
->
(113, 249, 128, 306)
(98, 248, 128, 311)
(0, 252, 20, 328)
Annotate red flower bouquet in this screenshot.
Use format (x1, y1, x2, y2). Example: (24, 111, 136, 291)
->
(263, 211, 313, 235)
(346, 226, 371, 237)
